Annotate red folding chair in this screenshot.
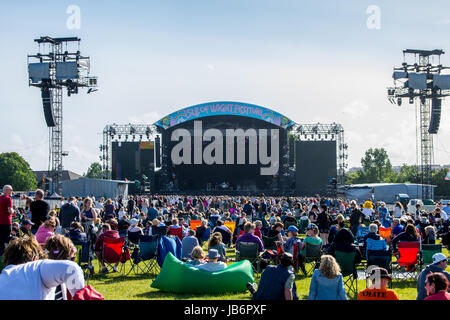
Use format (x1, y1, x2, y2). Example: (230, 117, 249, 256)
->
(392, 241, 421, 282)
(169, 226, 183, 241)
(100, 237, 130, 276)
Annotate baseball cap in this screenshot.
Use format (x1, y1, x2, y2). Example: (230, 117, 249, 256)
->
(432, 253, 448, 265)
(287, 225, 298, 233)
(21, 219, 34, 226)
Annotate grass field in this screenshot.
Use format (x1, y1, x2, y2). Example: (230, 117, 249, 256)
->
(88, 240, 449, 300)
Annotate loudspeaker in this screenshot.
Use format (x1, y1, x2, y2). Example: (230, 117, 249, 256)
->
(289, 135, 295, 167)
(155, 135, 161, 167)
(428, 98, 442, 134)
(41, 87, 55, 127)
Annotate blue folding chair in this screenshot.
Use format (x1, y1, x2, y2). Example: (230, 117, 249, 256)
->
(130, 235, 159, 275)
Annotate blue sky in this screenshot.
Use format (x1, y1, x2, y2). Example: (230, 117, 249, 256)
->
(1, 0, 450, 174)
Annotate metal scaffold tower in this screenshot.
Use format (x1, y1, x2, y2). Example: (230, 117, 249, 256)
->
(101, 124, 157, 179)
(388, 49, 450, 200)
(28, 36, 98, 194)
(292, 123, 348, 185)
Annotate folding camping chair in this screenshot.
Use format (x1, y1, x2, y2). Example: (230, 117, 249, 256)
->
(335, 250, 358, 299)
(356, 226, 369, 242)
(262, 235, 279, 251)
(129, 235, 159, 275)
(391, 241, 421, 282)
(214, 227, 232, 247)
(209, 216, 219, 228)
(73, 240, 95, 284)
(151, 225, 168, 237)
(302, 242, 322, 276)
(379, 227, 392, 244)
(366, 250, 392, 288)
(99, 237, 130, 276)
(421, 244, 442, 265)
(236, 241, 262, 275)
(168, 226, 184, 241)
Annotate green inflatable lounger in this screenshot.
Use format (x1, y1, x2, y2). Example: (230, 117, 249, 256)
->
(151, 252, 254, 294)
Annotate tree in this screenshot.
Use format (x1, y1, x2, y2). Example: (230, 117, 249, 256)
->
(0, 152, 37, 191)
(85, 162, 104, 179)
(360, 148, 394, 183)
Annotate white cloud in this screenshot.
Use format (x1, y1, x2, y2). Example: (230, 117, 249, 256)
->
(127, 111, 162, 125)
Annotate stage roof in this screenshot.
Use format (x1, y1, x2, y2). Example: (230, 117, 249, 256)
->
(154, 101, 296, 130)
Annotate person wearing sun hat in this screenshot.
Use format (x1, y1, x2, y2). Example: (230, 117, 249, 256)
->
(416, 253, 450, 300)
(362, 200, 375, 221)
(357, 267, 399, 300)
(196, 249, 227, 272)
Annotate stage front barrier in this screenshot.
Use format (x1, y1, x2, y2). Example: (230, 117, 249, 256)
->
(190, 220, 202, 231)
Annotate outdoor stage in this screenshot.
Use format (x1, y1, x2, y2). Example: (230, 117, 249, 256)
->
(106, 101, 345, 196)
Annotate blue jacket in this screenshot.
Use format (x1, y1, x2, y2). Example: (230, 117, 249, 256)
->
(308, 269, 347, 300)
(416, 264, 450, 300)
(157, 235, 182, 267)
(253, 265, 298, 300)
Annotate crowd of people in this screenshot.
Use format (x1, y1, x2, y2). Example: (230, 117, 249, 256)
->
(0, 184, 449, 300)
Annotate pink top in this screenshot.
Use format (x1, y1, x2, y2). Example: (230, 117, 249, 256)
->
(35, 225, 55, 244)
(424, 291, 450, 300)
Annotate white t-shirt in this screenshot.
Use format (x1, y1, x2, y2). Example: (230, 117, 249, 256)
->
(0, 259, 85, 300)
(196, 262, 227, 272)
(362, 208, 374, 219)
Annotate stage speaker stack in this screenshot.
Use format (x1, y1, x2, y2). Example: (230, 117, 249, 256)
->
(41, 87, 55, 127)
(428, 98, 442, 134)
(289, 135, 295, 167)
(155, 135, 161, 167)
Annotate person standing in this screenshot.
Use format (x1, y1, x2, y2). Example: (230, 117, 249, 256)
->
(317, 204, 331, 246)
(0, 185, 14, 255)
(59, 197, 81, 229)
(30, 189, 50, 232)
(349, 200, 364, 237)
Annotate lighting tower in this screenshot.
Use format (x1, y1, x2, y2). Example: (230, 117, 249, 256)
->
(388, 49, 450, 200)
(28, 36, 98, 194)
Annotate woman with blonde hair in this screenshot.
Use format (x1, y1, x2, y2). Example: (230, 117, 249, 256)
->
(186, 245, 207, 267)
(308, 255, 347, 300)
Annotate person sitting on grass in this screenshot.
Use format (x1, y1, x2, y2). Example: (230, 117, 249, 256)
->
(196, 249, 227, 272)
(45, 235, 78, 300)
(416, 253, 450, 300)
(424, 272, 450, 300)
(357, 267, 399, 300)
(208, 232, 227, 262)
(68, 222, 87, 243)
(94, 223, 120, 274)
(248, 252, 298, 301)
(0, 236, 85, 300)
(298, 224, 323, 276)
(185, 245, 207, 267)
(35, 217, 57, 245)
(19, 219, 34, 238)
(181, 229, 199, 259)
(308, 255, 347, 300)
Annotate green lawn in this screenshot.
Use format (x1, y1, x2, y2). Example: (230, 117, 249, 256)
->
(88, 241, 449, 300)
